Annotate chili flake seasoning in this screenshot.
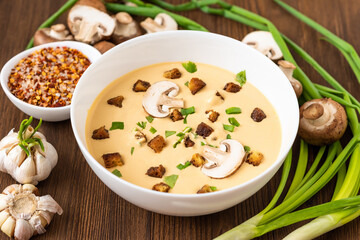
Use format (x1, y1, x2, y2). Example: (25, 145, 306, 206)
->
(8, 46, 91, 107)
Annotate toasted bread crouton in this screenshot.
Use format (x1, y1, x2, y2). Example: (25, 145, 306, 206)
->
(107, 95, 124, 108)
(132, 79, 151, 92)
(223, 82, 241, 93)
(191, 153, 206, 167)
(148, 135, 166, 153)
(184, 136, 195, 148)
(195, 122, 214, 138)
(251, 107, 267, 122)
(146, 164, 166, 178)
(169, 109, 184, 122)
(246, 151, 264, 166)
(133, 128, 147, 145)
(92, 126, 109, 140)
(102, 152, 123, 168)
(163, 68, 181, 79)
(152, 182, 170, 192)
(189, 78, 206, 95)
(205, 110, 220, 123)
(197, 184, 212, 194)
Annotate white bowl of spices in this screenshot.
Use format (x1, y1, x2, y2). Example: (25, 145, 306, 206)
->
(0, 41, 101, 122)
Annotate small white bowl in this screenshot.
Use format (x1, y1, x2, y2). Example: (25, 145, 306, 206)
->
(71, 31, 299, 216)
(0, 41, 101, 122)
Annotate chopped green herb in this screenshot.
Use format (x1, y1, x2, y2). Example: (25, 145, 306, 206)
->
(131, 147, 135, 155)
(146, 116, 154, 123)
(191, 132, 198, 139)
(183, 114, 189, 124)
(244, 146, 251, 153)
(110, 122, 124, 130)
(182, 61, 197, 73)
(184, 81, 189, 87)
(181, 106, 195, 115)
(225, 107, 242, 114)
(223, 124, 235, 132)
(149, 127, 157, 134)
(173, 127, 192, 148)
(176, 132, 185, 137)
(112, 169, 122, 177)
(226, 134, 232, 139)
(201, 141, 206, 146)
(235, 70, 247, 86)
(136, 121, 147, 129)
(176, 161, 191, 170)
(165, 131, 176, 138)
(210, 186, 217, 191)
(228, 117, 240, 127)
(164, 174, 179, 188)
(208, 144, 218, 148)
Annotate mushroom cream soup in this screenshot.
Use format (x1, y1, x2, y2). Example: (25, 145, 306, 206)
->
(86, 62, 282, 194)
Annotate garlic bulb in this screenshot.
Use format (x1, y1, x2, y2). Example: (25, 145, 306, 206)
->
(0, 184, 63, 240)
(0, 117, 58, 185)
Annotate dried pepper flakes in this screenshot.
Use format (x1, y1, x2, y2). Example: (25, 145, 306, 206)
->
(8, 46, 91, 107)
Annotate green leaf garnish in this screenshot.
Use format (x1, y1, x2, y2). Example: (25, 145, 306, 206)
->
(210, 186, 217, 191)
(223, 124, 235, 132)
(165, 131, 177, 138)
(226, 134, 231, 139)
(176, 161, 191, 170)
(149, 127, 157, 134)
(112, 169, 122, 177)
(164, 174, 179, 188)
(110, 122, 124, 130)
(184, 81, 189, 87)
(136, 121, 147, 129)
(244, 146, 251, 153)
(228, 117, 240, 127)
(235, 70, 247, 86)
(173, 127, 192, 148)
(131, 147, 135, 155)
(146, 116, 154, 123)
(182, 61, 197, 73)
(201, 141, 206, 146)
(225, 107, 242, 114)
(181, 106, 195, 115)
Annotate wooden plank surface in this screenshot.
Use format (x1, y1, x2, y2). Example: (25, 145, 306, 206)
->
(0, 0, 359, 239)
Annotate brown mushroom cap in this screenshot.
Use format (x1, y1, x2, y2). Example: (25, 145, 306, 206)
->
(33, 24, 73, 46)
(298, 98, 348, 146)
(111, 12, 142, 45)
(93, 41, 115, 54)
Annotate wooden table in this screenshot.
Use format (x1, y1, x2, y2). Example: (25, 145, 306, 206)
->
(0, 0, 359, 239)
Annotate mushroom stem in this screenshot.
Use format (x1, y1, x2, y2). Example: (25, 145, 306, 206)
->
(278, 60, 303, 98)
(203, 145, 228, 169)
(158, 94, 184, 109)
(303, 103, 324, 120)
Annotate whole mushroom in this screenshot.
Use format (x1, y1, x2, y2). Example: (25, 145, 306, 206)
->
(142, 81, 184, 118)
(278, 60, 303, 98)
(111, 12, 142, 44)
(201, 139, 246, 179)
(34, 24, 73, 46)
(299, 98, 348, 146)
(93, 41, 115, 54)
(242, 31, 283, 60)
(140, 13, 178, 33)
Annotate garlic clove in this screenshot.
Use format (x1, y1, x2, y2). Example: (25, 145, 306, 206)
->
(3, 184, 21, 196)
(0, 194, 9, 211)
(1, 216, 16, 237)
(37, 196, 63, 215)
(22, 184, 39, 195)
(39, 211, 54, 225)
(29, 215, 46, 235)
(0, 210, 9, 226)
(14, 156, 36, 184)
(5, 146, 27, 173)
(14, 219, 34, 240)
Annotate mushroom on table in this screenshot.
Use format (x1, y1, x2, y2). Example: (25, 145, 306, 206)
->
(33, 24, 73, 46)
(278, 60, 303, 98)
(242, 31, 283, 60)
(111, 12, 142, 44)
(141, 13, 178, 33)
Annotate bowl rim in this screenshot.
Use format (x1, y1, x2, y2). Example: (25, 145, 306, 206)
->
(0, 41, 101, 113)
(71, 30, 299, 199)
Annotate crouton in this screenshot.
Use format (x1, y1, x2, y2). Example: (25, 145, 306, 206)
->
(189, 78, 206, 95)
(246, 151, 264, 166)
(163, 68, 181, 79)
(132, 79, 151, 92)
(251, 107, 267, 122)
(197, 184, 212, 194)
(148, 135, 166, 153)
(133, 128, 147, 145)
(195, 122, 214, 138)
(146, 164, 166, 178)
(107, 95, 124, 108)
(191, 153, 206, 167)
(184, 136, 195, 148)
(205, 110, 220, 123)
(169, 109, 184, 122)
(152, 182, 170, 192)
(102, 152, 123, 168)
(216, 91, 224, 100)
(92, 126, 109, 140)
(223, 82, 241, 93)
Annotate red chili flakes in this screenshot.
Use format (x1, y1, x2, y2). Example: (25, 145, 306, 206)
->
(8, 46, 91, 107)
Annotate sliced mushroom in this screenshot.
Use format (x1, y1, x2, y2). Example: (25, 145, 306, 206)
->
(278, 60, 303, 98)
(142, 81, 184, 118)
(201, 139, 246, 179)
(67, 0, 115, 44)
(140, 13, 178, 33)
(207, 91, 224, 107)
(34, 24, 73, 46)
(299, 98, 348, 146)
(111, 12, 142, 44)
(242, 31, 282, 60)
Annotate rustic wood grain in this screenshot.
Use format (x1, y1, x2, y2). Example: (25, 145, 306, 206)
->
(0, 0, 359, 239)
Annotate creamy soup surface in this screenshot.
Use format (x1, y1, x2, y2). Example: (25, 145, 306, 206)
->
(86, 62, 282, 194)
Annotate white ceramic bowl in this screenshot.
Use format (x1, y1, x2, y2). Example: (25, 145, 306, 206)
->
(71, 31, 299, 216)
(0, 41, 101, 122)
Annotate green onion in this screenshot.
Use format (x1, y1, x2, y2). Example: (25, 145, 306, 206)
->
(181, 106, 195, 115)
(149, 127, 157, 134)
(177, 161, 191, 170)
(183, 114, 189, 124)
(112, 169, 122, 178)
(131, 147, 135, 155)
(136, 121, 147, 129)
(226, 134, 231, 139)
(165, 131, 176, 138)
(173, 127, 192, 148)
(235, 70, 246, 86)
(110, 122, 124, 130)
(225, 107, 242, 114)
(146, 116, 154, 123)
(182, 61, 197, 73)
(164, 174, 179, 188)
(184, 81, 189, 87)
(228, 117, 240, 127)
(223, 124, 235, 132)
(210, 186, 217, 191)
(244, 146, 251, 153)
(201, 142, 206, 146)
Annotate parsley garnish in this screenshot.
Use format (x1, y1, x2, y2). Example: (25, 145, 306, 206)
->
(110, 121, 124, 130)
(182, 61, 197, 73)
(176, 161, 191, 170)
(131, 147, 135, 155)
(112, 169, 122, 177)
(228, 117, 240, 127)
(210, 186, 217, 191)
(146, 116, 154, 123)
(223, 124, 235, 132)
(149, 127, 157, 134)
(136, 121, 147, 129)
(226, 134, 231, 139)
(235, 70, 246, 86)
(164, 174, 179, 188)
(225, 107, 242, 114)
(165, 131, 176, 138)
(244, 146, 251, 153)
